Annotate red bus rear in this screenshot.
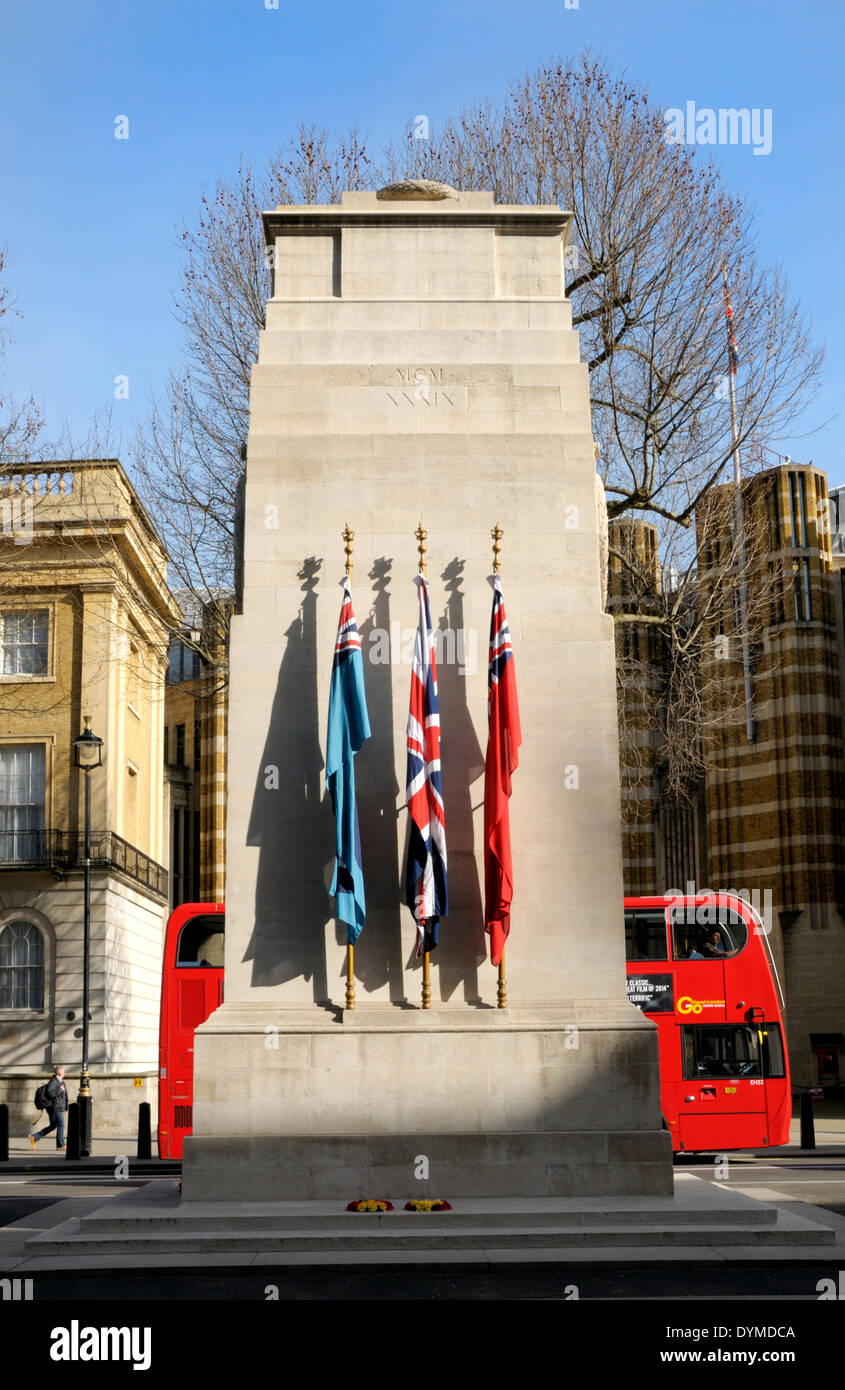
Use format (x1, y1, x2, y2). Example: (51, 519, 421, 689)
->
(158, 903, 225, 1160)
(625, 894, 791, 1153)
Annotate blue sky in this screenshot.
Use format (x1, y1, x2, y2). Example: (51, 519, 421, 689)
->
(0, 0, 842, 484)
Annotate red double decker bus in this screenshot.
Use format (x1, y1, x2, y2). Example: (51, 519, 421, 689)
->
(158, 903, 224, 1160)
(625, 893, 791, 1152)
(159, 893, 790, 1158)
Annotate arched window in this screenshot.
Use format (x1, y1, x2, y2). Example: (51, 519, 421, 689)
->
(0, 921, 45, 1010)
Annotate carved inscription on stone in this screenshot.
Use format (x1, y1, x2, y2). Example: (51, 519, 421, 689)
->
(386, 368, 467, 410)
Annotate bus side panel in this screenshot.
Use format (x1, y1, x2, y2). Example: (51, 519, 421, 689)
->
(767, 1077, 792, 1147)
(673, 959, 727, 1022)
(158, 903, 225, 1161)
(157, 973, 170, 1160)
(651, 1019, 682, 1151)
(162, 969, 222, 1160)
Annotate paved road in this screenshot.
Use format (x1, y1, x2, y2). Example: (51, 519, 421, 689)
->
(679, 1153, 845, 1218)
(0, 1173, 175, 1221)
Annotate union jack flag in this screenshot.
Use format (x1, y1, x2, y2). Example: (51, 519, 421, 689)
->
(722, 267, 739, 374)
(332, 580, 362, 662)
(404, 574, 447, 956)
(484, 574, 521, 966)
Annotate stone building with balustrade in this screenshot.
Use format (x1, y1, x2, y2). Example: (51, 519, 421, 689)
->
(0, 460, 180, 1135)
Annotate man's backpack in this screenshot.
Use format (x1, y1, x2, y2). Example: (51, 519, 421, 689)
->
(34, 1082, 51, 1112)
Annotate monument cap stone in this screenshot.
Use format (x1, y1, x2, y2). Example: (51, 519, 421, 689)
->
(376, 178, 459, 200)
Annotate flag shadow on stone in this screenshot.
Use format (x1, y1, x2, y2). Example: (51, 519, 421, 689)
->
(435, 556, 487, 1005)
(245, 556, 331, 999)
(348, 557, 408, 1002)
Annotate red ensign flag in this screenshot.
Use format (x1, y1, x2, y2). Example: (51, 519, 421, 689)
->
(484, 574, 522, 966)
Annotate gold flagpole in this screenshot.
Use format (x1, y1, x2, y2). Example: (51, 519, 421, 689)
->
(343, 522, 356, 1012)
(415, 521, 432, 1010)
(491, 522, 508, 1010)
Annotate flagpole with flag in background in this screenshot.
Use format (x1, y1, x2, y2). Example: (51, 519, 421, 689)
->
(326, 523, 372, 1011)
(722, 265, 756, 744)
(484, 523, 522, 1007)
(405, 522, 448, 1009)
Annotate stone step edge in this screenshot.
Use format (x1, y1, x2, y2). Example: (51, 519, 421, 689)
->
(29, 1225, 835, 1254)
(18, 1246, 845, 1275)
(80, 1208, 780, 1232)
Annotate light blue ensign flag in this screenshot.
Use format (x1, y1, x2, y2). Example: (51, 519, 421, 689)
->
(326, 576, 372, 943)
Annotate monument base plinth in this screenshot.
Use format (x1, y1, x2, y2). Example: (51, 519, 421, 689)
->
(184, 1000, 672, 1200)
(181, 1129, 671, 1201)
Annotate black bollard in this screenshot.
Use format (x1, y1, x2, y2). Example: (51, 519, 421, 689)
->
(136, 1102, 152, 1160)
(0, 1104, 8, 1161)
(65, 1102, 81, 1161)
(78, 1094, 92, 1158)
(800, 1089, 816, 1150)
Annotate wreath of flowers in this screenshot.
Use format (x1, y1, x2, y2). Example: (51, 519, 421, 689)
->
(404, 1199, 452, 1212)
(345, 1199, 394, 1212)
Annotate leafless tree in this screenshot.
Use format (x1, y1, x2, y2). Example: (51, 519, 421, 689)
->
(131, 127, 373, 666)
(384, 53, 820, 808)
(0, 251, 44, 468)
(128, 52, 823, 802)
(386, 54, 823, 526)
(610, 485, 789, 812)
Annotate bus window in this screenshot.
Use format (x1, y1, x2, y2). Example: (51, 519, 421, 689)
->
(682, 1024, 786, 1080)
(625, 909, 668, 962)
(670, 907, 748, 961)
(176, 915, 225, 968)
(760, 1024, 785, 1079)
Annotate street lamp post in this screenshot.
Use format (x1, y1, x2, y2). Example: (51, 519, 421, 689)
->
(73, 715, 103, 1158)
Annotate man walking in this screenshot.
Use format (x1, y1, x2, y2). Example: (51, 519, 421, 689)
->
(30, 1065, 68, 1150)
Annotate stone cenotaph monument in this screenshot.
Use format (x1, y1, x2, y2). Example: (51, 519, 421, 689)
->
(182, 181, 672, 1201)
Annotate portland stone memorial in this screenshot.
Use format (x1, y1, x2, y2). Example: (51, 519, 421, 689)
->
(182, 180, 672, 1201)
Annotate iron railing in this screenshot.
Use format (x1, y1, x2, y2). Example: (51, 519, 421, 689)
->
(0, 829, 168, 898)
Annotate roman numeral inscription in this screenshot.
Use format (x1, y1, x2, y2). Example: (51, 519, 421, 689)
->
(386, 370, 465, 409)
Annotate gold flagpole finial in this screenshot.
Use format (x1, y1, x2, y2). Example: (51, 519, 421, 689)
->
(342, 523, 354, 577)
(415, 521, 427, 577)
(491, 522, 503, 576)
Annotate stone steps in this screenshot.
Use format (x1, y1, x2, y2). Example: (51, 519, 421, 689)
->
(29, 1221, 833, 1257)
(21, 1178, 836, 1265)
(19, 1173, 839, 1273)
(81, 1198, 779, 1233)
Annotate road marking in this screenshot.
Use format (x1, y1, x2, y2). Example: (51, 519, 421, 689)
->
(0, 1177, 174, 1186)
(696, 1179, 845, 1187)
(688, 1164, 845, 1172)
